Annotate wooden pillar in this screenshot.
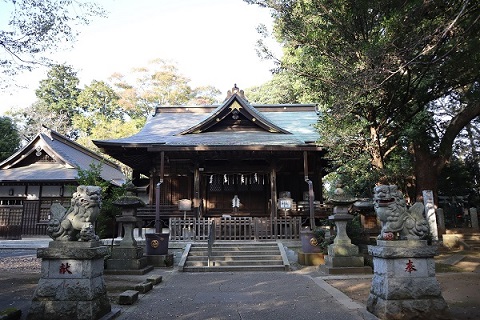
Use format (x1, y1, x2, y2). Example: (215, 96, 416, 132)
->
(304, 151, 315, 229)
(270, 166, 277, 219)
(194, 164, 201, 218)
(148, 171, 154, 205)
(314, 157, 324, 203)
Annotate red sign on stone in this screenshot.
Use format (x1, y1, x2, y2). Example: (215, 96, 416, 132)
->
(405, 259, 417, 273)
(59, 262, 72, 274)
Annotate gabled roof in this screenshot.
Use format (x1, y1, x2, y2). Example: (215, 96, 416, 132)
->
(180, 93, 290, 134)
(94, 93, 321, 148)
(93, 86, 324, 172)
(0, 127, 126, 186)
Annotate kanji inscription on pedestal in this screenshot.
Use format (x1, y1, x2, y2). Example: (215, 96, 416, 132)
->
(405, 259, 417, 273)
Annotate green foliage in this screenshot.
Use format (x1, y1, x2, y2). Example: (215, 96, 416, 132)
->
(36, 64, 81, 115)
(110, 59, 221, 119)
(72, 79, 143, 175)
(0, 0, 106, 88)
(13, 64, 82, 140)
(76, 162, 126, 238)
(346, 214, 365, 246)
(245, 72, 313, 104)
(438, 157, 479, 205)
(0, 116, 21, 162)
(247, 0, 480, 199)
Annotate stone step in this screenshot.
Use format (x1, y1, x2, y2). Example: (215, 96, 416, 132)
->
(463, 234, 480, 241)
(186, 255, 283, 261)
(183, 265, 288, 272)
(180, 242, 289, 272)
(189, 245, 280, 251)
(188, 250, 280, 256)
(185, 259, 284, 267)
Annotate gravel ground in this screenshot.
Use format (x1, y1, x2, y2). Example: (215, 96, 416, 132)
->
(0, 252, 41, 273)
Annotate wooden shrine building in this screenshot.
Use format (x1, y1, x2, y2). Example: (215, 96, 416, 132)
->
(94, 86, 329, 223)
(0, 126, 126, 238)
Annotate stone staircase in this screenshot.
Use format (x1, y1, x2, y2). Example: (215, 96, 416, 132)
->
(463, 232, 480, 250)
(443, 229, 480, 250)
(179, 242, 290, 272)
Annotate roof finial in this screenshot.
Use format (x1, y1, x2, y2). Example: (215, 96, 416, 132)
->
(224, 84, 246, 101)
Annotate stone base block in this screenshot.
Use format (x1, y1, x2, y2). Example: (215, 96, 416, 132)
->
(320, 264, 372, 275)
(106, 256, 149, 271)
(110, 246, 144, 260)
(324, 255, 365, 267)
(134, 281, 153, 293)
(367, 242, 449, 320)
(104, 264, 154, 275)
(27, 244, 112, 320)
(328, 243, 359, 256)
(367, 294, 450, 320)
(99, 308, 121, 320)
(298, 252, 325, 266)
(146, 275, 163, 285)
(27, 294, 111, 320)
(118, 290, 139, 305)
(146, 253, 174, 267)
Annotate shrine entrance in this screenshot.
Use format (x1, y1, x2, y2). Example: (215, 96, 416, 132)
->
(204, 173, 270, 217)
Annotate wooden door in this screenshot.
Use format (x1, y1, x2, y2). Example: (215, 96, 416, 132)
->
(21, 200, 41, 235)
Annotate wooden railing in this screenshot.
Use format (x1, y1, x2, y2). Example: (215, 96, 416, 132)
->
(168, 216, 302, 241)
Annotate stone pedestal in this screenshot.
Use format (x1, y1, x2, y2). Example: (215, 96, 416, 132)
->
(321, 213, 371, 274)
(146, 253, 175, 267)
(367, 240, 449, 319)
(105, 195, 153, 275)
(106, 245, 153, 275)
(298, 252, 325, 266)
(27, 241, 115, 320)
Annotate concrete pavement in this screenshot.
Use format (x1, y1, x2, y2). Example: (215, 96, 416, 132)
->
(0, 237, 379, 320)
(115, 270, 378, 320)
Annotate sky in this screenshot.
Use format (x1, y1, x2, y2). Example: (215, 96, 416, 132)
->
(0, 0, 282, 116)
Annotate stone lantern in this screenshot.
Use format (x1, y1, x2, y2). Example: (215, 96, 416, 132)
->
(106, 183, 153, 274)
(322, 182, 372, 274)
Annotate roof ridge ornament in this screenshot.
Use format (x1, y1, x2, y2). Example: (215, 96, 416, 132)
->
(41, 125, 54, 141)
(224, 84, 246, 101)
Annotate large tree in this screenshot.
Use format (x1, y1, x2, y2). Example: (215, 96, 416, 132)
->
(0, 0, 105, 87)
(0, 116, 21, 162)
(110, 59, 221, 119)
(9, 64, 81, 140)
(247, 0, 480, 201)
(75, 80, 142, 154)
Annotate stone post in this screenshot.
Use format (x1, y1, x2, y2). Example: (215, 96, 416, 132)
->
(470, 207, 479, 231)
(436, 208, 446, 237)
(367, 240, 449, 319)
(422, 190, 438, 241)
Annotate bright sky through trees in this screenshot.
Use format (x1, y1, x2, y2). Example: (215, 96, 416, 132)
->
(0, 0, 280, 115)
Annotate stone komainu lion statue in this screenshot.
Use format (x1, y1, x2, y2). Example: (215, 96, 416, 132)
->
(47, 185, 102, 241)
(374, 185, 429, 240)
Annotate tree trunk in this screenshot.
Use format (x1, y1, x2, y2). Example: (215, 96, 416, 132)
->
(370, 126, 384, 169)
(413, 101, 480, 203)
(413, 144, 441, 203)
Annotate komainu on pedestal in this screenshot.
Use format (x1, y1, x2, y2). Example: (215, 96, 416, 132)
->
(27, 185, 114, 320)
